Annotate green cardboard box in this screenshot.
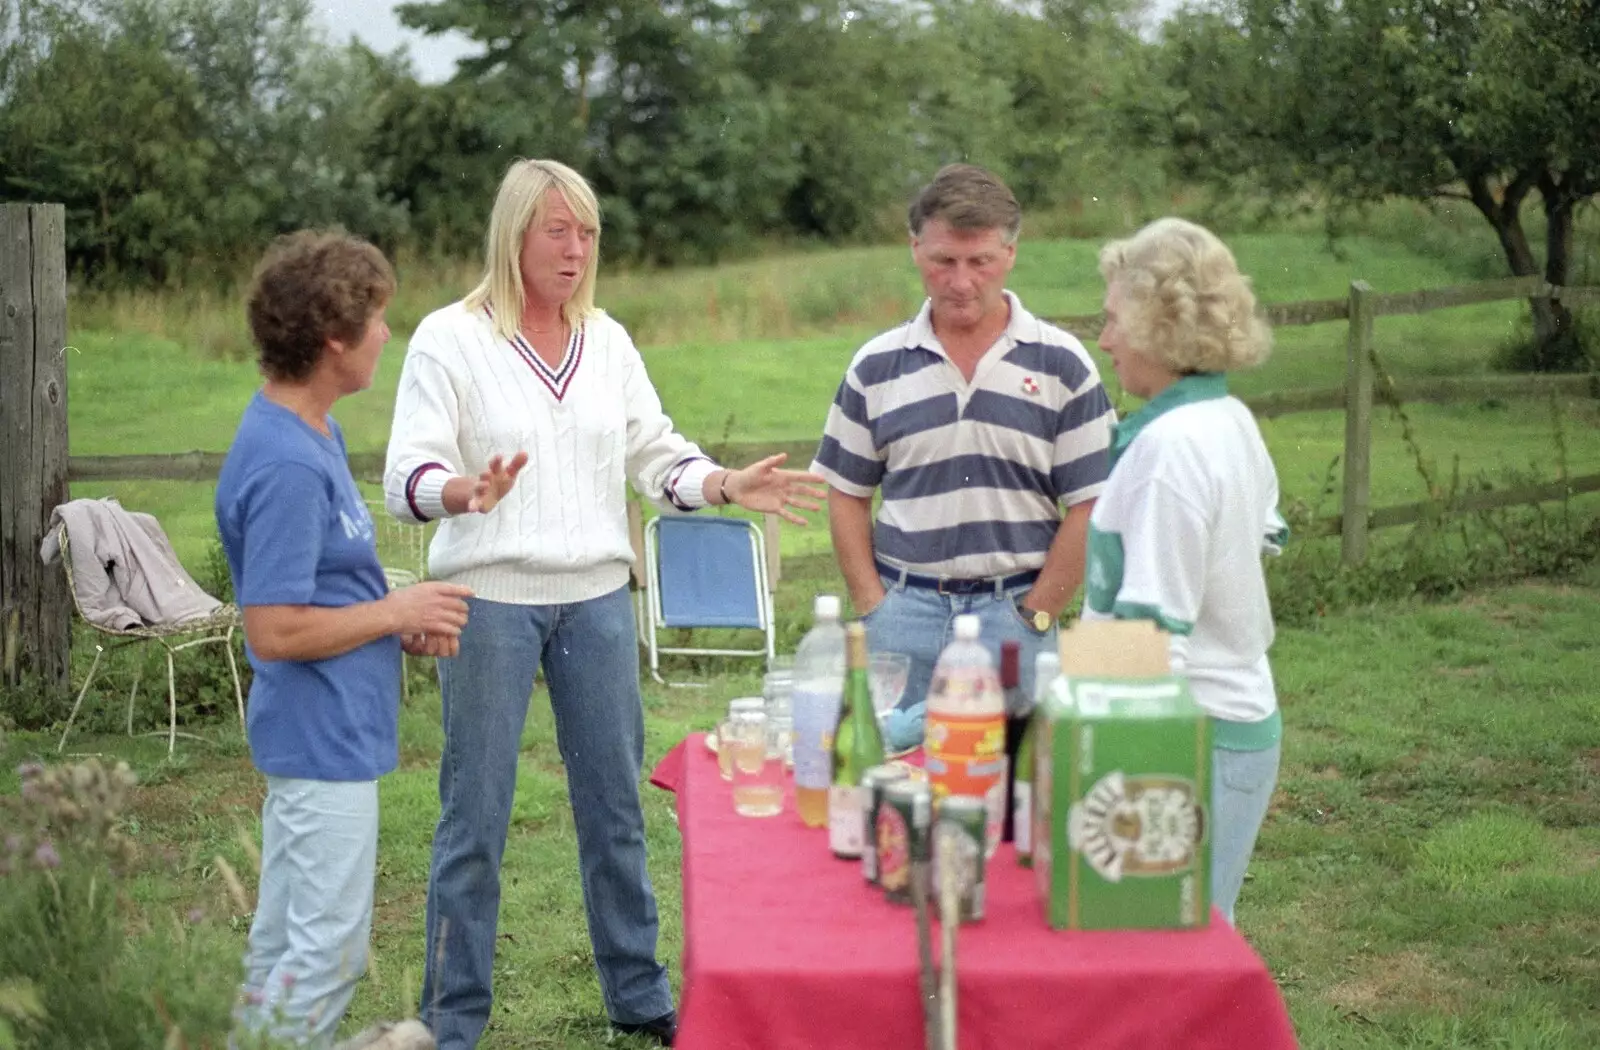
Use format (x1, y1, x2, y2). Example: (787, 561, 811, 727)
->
(1033, 622, 1211, 931)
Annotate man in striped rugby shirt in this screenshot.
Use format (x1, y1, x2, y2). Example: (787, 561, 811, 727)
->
(812, 164, 1116, 748)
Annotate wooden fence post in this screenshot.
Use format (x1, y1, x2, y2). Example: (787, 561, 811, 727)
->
(1341, 280, 1375, 566)
(0, 203, 71, 695)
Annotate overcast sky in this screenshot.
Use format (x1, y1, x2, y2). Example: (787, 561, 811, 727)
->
(313, 0, 1186, 85)
(312, 1, 479, 84)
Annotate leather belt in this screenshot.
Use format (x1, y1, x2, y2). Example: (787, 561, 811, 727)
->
(875, 557, 1040, 596)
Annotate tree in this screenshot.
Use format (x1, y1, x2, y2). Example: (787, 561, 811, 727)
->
(397, 0, 798, 262)
(1153, 0, 1600, 369)
(0, 23, 216, 280)
(735, 0, 935, 240)
(0, 0, 409, 280)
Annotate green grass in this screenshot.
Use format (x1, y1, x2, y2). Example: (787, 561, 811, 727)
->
(24, 218, 1600, 1043)
(2, 560, 1597, 1047)
(65, 225, 1600, 569)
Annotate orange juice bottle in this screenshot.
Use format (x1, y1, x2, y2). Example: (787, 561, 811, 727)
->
(923, 614, 1005, 857)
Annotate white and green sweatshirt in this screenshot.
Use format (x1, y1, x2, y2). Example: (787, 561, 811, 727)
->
(1081, 373, 1287, 751)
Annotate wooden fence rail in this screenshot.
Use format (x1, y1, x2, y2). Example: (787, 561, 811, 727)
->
(1047, 276, 1600, 339)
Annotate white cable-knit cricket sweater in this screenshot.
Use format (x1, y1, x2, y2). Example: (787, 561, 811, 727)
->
(383, 301, 719, 605)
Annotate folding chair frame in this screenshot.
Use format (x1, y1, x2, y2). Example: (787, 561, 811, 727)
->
(642, 514, 776, 684)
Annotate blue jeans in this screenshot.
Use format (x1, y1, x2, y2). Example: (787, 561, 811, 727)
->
(864, 573, 1058, 751)
(420, 587, 672, 1049)
(234, 777, 378, 1049)
(1210, 742, 1281, 923)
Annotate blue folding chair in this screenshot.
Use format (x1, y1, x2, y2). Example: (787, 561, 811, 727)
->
(642, 512, 775, 684)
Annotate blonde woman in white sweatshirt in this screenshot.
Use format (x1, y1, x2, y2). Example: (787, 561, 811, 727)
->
(1083, 217, 1286, 924)
(383, 159, 823, 1049)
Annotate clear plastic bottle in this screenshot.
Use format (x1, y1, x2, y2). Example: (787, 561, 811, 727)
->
(1014, 650, 1060, 867)
(791, 595, 846, 828)
(923, 614, 1005, 857)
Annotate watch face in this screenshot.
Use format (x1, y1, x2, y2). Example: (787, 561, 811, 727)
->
(1032, 610, 1052, 631)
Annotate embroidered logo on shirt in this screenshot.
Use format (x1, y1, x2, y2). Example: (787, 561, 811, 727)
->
(1021, 376, 1040, 396)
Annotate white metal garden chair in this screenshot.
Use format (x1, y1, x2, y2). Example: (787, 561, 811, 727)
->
(367, 500, 429, 702)
(52, 524, 245, 757)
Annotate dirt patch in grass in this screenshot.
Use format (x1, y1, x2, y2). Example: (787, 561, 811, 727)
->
(1325, 949, 1470, 1015)
(399, 745, 441, 771)
(373, 888, 428, 934)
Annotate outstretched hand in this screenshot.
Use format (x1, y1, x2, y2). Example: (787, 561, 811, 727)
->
(725, 453, 827, 526)
(468, 452, 529, 514)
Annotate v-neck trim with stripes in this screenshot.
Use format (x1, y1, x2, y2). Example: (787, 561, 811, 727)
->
(484, 304, 585, 402)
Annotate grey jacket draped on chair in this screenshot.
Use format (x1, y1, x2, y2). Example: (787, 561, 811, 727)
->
(39, 497, 222, 630)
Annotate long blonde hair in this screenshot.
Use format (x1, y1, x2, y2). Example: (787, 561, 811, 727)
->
(465, 159, 602, 341)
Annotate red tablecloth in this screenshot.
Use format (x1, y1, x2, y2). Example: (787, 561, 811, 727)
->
(650, 736, 1298, 1050)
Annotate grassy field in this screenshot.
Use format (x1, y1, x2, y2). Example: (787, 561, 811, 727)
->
(65, 225, 1600, 569)
(1, 557, 1597, 1048)
(12, 215, 1599, 1045)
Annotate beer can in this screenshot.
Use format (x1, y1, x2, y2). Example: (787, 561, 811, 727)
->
(933, 795, 987, 922)
(861, 765, 910, 885)
(878, 779, 932, 906)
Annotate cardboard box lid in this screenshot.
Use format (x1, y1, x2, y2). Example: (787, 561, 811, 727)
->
(1058, 619, 1172, 679)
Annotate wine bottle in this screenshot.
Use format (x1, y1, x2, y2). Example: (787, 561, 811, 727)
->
(828, 621, 885, 858)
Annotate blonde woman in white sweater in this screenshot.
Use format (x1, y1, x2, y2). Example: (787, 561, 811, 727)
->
(383, 159, 823, 1050)
(1083, 218, 1287, 924)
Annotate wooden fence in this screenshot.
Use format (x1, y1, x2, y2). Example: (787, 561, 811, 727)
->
(54, 271, 1600, 539)
(60, 278, 1600, 571)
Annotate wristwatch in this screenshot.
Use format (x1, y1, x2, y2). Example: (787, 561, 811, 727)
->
(1017, 599, 1053, 634)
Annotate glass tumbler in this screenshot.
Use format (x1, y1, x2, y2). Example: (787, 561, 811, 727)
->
(762, 668, 795, 768)
(728, 709, 784, 817)
(718, 697, 764, 781)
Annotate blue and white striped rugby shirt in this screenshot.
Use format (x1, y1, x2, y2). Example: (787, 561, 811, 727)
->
(813, 293, 1116, 580)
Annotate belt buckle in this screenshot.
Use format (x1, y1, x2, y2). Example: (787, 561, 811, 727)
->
(936, 575, 957, 596)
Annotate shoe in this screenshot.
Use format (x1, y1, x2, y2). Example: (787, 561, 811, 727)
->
(611, 1010, 677, 1046)
(332, 1019, 435, 1050)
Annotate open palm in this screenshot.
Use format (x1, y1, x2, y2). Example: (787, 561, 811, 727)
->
(727, 453, 827, 525)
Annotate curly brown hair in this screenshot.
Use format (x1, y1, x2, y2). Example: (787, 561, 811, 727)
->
(247, 230, 396, 382)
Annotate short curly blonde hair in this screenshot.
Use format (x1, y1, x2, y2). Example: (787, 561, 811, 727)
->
(1098, 218, 1271, 374)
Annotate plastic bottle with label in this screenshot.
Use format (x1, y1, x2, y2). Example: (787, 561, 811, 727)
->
(923, 614, 1005, 857)
(791, 595, 846, 828)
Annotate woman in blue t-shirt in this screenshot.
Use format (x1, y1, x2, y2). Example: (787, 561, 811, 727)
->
(215, 230, 478, 1047)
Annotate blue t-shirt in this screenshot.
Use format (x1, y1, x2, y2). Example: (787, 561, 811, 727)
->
(215, 392, 401, 781)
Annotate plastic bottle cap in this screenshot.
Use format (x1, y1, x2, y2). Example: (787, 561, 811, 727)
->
(953, 614, 980, 640)
(814, 594, 841, 621)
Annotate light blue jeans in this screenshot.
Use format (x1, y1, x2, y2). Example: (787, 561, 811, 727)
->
(1210, 742, 1281, 923)
(420, 587, 672, 1049)
(865, 573, 1057, 751)
(233, 777, 378, 1049)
